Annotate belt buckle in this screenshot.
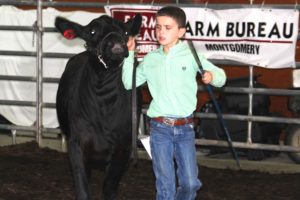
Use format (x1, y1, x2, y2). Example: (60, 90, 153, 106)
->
(163, 118, 175, 126)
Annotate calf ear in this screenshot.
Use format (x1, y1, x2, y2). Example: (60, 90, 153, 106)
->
(126, 14, 142, 36)
(54, 17, 83, 40)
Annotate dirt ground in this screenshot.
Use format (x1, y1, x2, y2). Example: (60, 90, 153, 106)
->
(0, 142, 299, 200)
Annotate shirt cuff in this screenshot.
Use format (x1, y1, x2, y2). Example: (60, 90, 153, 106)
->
(124, 51, 135, 64)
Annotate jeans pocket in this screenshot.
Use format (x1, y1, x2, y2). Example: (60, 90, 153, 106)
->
(149, 120, 166, 133)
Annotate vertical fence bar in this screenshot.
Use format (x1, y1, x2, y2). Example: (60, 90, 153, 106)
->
(247, 65, 254, 143)
(247, 0, 254, 144)
(11, 130, 17, 144)
(61, 134, 67, 152)
(36, 0, 43, 146)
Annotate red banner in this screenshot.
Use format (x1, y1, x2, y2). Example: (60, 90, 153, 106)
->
(105, 6, 161, 58)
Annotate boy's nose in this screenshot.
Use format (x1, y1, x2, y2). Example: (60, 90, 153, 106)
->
(158, 28, 165, 34)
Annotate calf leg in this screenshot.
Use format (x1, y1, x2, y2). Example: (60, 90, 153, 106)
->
(102, 146, 131, 200)
(68, 140, 91, 200)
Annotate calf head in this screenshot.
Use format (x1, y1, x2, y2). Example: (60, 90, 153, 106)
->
(55, 14, 142, 69)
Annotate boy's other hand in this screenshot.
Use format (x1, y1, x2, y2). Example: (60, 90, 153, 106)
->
(202, 71, 213, 84)
(127, 36, 136, 51)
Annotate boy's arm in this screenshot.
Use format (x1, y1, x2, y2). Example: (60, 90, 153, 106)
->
(198, 53, 226, 87)
(122, 37, 146, 90)
(122, 51, 136, 89)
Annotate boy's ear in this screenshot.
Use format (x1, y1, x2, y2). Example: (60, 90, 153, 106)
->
(125, 14, 142, 36)
(179, 27, 186, 38)
(54, 16, 83, 40)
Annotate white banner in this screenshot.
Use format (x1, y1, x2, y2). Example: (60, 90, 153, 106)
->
(185, 8, 298, 68)
(105, 5, 299, 68)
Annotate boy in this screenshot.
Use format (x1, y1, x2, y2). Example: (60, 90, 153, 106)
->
(122, 6, 226, 200)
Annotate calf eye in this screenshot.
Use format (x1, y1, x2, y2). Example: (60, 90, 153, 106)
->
(125, 31, 128, 35)
(91, 29, 96, 35)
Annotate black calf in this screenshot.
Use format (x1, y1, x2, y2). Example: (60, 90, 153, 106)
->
(55, 14, 142, 200)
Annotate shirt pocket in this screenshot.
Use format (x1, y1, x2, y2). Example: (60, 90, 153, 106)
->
(171, 63, 196, 87)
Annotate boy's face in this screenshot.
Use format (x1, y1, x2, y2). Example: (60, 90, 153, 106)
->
(155, 16, 186, 51)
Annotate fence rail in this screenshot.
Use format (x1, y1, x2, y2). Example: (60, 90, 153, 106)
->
(1, 0, 299, 9)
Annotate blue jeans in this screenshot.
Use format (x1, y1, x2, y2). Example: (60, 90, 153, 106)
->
(150, 119, 202, 200)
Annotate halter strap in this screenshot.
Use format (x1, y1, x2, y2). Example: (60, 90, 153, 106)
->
(96, 32, 125, 69)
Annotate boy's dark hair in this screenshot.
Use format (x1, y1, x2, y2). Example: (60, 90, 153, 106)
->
(156, 6, 186, 28)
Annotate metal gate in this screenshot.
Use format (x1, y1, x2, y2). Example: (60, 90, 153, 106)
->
(0, 0, 299, 160)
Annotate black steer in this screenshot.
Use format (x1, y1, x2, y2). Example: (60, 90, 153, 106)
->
(55, 14, 142, 200)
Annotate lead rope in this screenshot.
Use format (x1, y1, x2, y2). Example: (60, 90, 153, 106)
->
(131, 51, 139, 166)
(187, 40, 241, 169)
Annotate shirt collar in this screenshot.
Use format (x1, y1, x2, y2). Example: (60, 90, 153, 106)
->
(158, 40, 185, 55)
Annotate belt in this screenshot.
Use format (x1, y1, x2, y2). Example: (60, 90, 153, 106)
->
(152, 117, 193, 126)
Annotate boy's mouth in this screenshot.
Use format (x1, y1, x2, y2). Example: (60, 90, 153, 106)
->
(158, 36, 166, 41)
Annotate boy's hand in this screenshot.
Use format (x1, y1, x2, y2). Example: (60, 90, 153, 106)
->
(127, 36, 136, 51)
(202, 71, 213, 84)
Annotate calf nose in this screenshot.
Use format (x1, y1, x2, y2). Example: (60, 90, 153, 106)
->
(112, 43, 125, 55)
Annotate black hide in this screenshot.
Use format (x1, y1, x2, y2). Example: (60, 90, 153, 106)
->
(288, 88, 300, 115)
(218, 75, 270, 115)
(55, 14, 142, 200)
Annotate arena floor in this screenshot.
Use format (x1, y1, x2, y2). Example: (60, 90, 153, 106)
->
(0, 131, 299, 174)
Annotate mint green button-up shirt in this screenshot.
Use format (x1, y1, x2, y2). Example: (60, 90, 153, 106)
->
(122, 40, 226, 118)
